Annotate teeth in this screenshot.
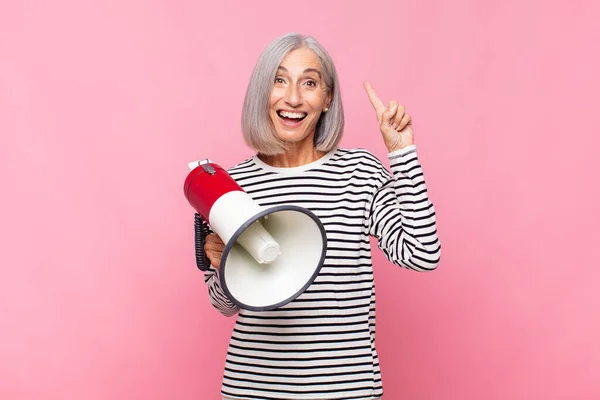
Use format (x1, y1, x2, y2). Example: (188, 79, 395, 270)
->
(279, 111, 306, 119)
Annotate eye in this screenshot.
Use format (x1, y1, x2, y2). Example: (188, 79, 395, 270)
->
(305, 80, 317, 87)
(274, 77, 286, 84)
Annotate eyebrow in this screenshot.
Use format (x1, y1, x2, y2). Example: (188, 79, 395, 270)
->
(278, 66, 322, 78)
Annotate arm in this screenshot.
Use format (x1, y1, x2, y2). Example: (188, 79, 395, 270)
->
(368, 145, 441, 271)
(362, 81, 441, 270)
(203, 267, 240, 317)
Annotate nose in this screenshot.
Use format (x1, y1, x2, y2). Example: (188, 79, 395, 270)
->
(283, 83, 303, 107)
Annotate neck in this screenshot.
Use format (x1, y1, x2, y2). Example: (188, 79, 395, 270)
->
(259, 135, 326, 168)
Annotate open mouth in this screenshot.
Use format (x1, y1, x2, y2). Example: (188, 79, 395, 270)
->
(277, 110, 307, 124)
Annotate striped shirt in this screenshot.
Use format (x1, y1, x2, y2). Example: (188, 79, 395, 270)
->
(203, 145, 441, 400)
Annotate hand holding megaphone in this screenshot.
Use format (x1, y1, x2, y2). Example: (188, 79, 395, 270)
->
(204, 233, 225, 269)
(184, 159, 328, 311)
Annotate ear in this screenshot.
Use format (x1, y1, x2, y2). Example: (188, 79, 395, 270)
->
(325, 92, 333, 110)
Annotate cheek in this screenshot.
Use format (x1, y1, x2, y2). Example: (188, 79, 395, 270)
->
(306, 91, 327, 109)
(269, 87, 285, 105)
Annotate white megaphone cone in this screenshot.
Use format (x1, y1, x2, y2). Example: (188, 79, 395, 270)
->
(184, 159, 327, 311)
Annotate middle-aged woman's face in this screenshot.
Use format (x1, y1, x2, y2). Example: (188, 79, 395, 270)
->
(269, 47, 331, 146)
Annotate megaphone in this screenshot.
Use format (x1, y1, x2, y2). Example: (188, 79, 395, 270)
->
(184, 159, 327, 311)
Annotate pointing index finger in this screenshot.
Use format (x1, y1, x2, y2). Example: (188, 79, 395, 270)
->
(363, 80, 385, 113)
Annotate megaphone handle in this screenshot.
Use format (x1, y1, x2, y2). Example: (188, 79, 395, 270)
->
(194, 213, 212, 271)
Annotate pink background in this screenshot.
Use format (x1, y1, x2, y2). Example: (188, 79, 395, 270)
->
(1, 0, 599, 399)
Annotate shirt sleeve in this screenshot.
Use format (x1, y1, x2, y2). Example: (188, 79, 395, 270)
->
(367, 145, 442, 271)
(204, 267, 240, 317)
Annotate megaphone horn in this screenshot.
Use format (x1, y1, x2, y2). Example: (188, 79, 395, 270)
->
(184, 159, 327, 311)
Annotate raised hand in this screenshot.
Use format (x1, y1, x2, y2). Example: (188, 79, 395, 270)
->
(363, 80, 414, 152)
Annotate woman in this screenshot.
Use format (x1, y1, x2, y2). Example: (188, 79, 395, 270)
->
(199, 33, 441, 400)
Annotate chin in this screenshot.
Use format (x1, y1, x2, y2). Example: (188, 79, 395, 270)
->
(275, 129, 309, 142)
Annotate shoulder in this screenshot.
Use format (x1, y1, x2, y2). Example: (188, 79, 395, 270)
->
(226, 156, 258, 176)
(324, 148, 391, 186)
(331, 147, 388, 171)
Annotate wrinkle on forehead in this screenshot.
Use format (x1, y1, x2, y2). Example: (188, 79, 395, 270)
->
(279, 48, 322, 75)
(278, 65, 321, 78)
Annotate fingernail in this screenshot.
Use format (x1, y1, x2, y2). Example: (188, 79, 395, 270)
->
(392, 123, 398, 129)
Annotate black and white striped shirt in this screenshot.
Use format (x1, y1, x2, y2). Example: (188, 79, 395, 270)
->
(203, 146, 441, 400)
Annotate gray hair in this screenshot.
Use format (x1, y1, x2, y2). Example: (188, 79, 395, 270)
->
(241, 33, 344, 155)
